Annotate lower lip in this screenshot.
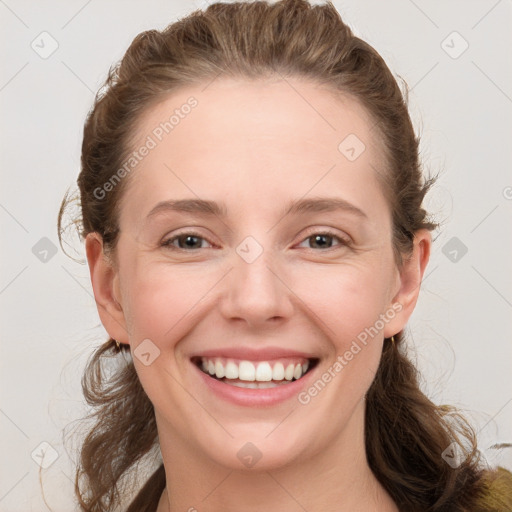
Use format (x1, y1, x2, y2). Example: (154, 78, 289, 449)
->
(193, 361, 317, 407)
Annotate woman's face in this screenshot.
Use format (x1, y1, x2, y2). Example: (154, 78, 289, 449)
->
(87, 77, 428, 471)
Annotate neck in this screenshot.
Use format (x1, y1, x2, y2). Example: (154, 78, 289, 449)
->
(155, 401, 398, 512)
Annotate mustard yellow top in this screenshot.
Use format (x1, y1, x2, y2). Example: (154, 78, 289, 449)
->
(476, 466, 512, 511)
(126, 464, 512, 511)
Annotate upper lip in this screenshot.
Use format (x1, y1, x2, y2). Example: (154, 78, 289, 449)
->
(190, 346, 319, 361)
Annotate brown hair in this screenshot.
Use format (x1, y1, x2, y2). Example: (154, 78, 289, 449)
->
(58, 0, 511, 510)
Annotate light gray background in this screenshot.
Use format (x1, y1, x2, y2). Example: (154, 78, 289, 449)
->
(1, 0, 511, 510)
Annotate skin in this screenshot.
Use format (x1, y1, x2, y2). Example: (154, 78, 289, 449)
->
(85, 76, 430, 512)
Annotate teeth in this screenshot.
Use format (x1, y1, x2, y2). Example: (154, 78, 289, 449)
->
(227, 381, 288, 389)
(284, 363, 295, 381)
(272, 362, 285, 380)
(215, 360, 225, 378)
(255, 362, 272, 381)
(239, 361, 256, 381)
(198, 357, 312, 382)
(225, 361, 239, 379)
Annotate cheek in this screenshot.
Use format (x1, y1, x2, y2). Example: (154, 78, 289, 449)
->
(121, 266, 214, 405)
(123, 258, 393, 349)
(122, 262, 221, 345)
(293, 262, 391, 347)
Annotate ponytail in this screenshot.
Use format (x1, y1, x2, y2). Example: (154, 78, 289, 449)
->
(366, 333, 488, 511)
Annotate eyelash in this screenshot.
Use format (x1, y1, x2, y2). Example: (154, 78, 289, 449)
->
(160, 229, 350, 252)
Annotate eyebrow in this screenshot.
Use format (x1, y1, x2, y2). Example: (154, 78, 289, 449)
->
(284, 196, 367, 219)
(145, 196, 367, 220)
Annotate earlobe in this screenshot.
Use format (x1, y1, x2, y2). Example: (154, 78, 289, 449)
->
(383, 229, 432, 338)
(85, 232, 130, 344)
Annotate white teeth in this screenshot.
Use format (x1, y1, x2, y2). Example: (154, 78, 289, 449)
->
(225, 361, 239, 379)
(230, 381, 258, 389)
(215, 360, 225, 378)
(226, 381, 288, 389)
(239, 361, 256, 381)
(272, 362, 285, 380)
(198, 357, 313, 382)
(284, 363, 295, 381)
(255, 362, 273, 381)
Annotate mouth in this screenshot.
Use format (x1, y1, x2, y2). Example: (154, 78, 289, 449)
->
(191, 355, 320, 389)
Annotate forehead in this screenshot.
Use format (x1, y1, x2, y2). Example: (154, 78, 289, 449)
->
(119, 77, 388, 224)
(134, 76, 379, 158)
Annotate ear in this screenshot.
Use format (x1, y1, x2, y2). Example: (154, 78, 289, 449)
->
(383, 229, 431, 338)
(85, 232, 130, 344)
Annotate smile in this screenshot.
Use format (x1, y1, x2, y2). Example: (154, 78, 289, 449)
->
(191, 356, 319, 389)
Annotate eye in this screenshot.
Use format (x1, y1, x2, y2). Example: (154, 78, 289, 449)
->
(296, 230, 349, 250)
(161, 231, 213, 251)
(161, 229, 350, 252)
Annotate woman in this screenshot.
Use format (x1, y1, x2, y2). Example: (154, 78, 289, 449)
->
(58, 0, 512, 510)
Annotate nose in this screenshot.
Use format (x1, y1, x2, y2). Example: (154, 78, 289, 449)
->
(218, 243, 295, 329)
